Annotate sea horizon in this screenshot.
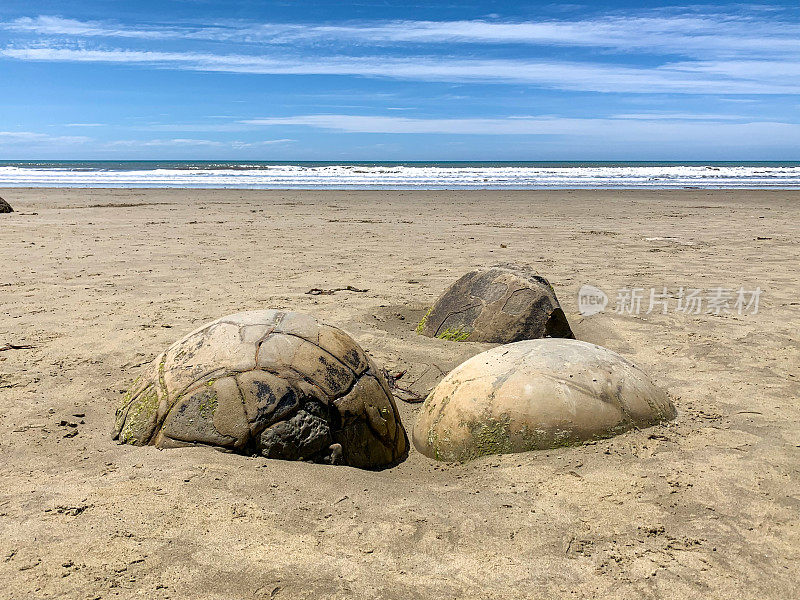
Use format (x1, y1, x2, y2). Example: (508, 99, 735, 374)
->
(2, 160, 799, 190)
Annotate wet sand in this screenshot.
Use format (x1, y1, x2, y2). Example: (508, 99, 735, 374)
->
(0, 188, 798, 599)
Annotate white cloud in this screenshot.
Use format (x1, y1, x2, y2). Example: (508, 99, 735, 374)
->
(610, 113, 749, 121)
(0, 130, 91, 144)
(2, 46, 798, 94)
(4, 13, 799, 59)
(106, 138, 225, 147)
(105, 137, 293, 148)
(239, 114, 800, 145)
(300, 17, 800, 59)
(668, 59, 800, 80)
(0, 132, 292, 149)
(231, 138, 294, 148)
(4, 16, 174, 39)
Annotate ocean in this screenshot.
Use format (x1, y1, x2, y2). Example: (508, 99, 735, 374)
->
(1, 161, 799, 189)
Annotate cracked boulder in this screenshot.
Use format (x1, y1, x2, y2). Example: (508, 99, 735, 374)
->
(417, 267, 573, 343)
(0, 197, 13, 213)
(413, 339, 676, 462)
(113, 310, 408, 469)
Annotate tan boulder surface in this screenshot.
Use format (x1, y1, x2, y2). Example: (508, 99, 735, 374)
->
(417, 267, 573, 343)
(414, 339, 676, 461)
(113, 310, 408, 469)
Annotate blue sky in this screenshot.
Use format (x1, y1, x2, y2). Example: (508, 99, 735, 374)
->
(0, 1, 798, 160)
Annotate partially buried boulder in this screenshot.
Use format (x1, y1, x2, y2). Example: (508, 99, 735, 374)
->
(0, 197, 12, 213)
(113, 310, 409, 469)
(413, 339, 676, 462)
(417, 267, 573, 343)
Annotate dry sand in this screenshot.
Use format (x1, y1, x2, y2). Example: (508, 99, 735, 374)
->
(0, 188, 798, 599)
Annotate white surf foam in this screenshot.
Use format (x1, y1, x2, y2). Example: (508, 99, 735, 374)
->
(1, 164, 799, 189)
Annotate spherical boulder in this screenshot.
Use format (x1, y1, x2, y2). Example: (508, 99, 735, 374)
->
(417, 267, 573, 343)
(413, 339, 676, 461)
(0, 197, 13, 213)
(113, 310, 408, 469)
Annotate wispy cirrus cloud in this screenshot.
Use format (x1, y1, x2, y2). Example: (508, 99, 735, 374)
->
(2, 9, 799, 99)
(3, 16, 170, 39)
(4, 13, 800, 59)
(2, 46, 798, 95)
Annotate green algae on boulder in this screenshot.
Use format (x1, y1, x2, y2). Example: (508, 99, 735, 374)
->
(417, 267, 573, 343)
(113, 310, 408, 469)
(412, 339, 676, 462)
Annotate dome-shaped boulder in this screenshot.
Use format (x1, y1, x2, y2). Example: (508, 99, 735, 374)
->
(0, 197, 13, 213)
(417, 267, 573, 343)
(413, 339, 675, 461)
(113, 310, 408, 469)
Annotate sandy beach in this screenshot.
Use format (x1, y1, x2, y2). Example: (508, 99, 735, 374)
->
(0, 188, 798, 599)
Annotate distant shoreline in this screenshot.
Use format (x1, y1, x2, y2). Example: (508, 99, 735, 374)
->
(3, 186, 800, 190)
(1, 160, 799, 166)
(2, 161, 800, 190)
